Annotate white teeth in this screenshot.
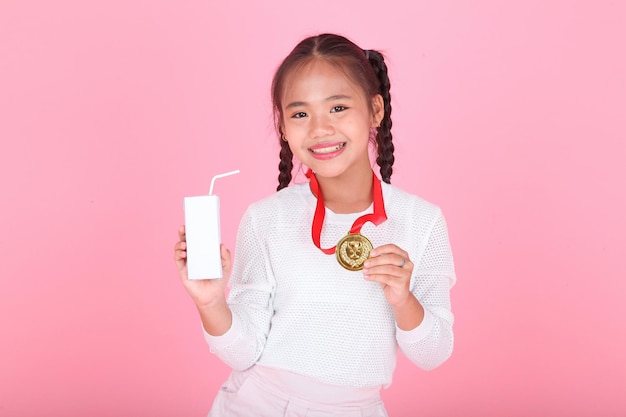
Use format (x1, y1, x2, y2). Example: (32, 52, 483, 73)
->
(310, 143, 345, 154)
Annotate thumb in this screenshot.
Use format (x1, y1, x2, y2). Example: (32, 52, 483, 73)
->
(220, 244, 233, 276)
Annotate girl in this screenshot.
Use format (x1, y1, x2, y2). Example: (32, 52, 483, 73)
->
(174, 33, 455, 417)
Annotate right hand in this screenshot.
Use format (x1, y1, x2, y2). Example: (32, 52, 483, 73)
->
(174, 225, 231, 308)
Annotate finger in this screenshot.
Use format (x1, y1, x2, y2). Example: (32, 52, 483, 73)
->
(174, 241, 187, 251)
(362, 269, 403, 287)
(363, 255, 413, 285)
(395, 253, 409, 269)
(363, 263, 405, 280)
(178, 225, 186, 241)
(174, 249, 187, 278)
(370, 244, 406, 258)
(365, 252, 410, 269)
(220, 244, 233, 274)
(174, 248, 187, 260)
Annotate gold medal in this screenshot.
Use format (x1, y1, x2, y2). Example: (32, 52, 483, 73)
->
(335, 233, 373, 271)
(307, 169, 387, 272)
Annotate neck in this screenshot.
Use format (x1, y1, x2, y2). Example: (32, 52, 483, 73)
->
(315, 167, 374, 214)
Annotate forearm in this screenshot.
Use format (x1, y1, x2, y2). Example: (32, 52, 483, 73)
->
(392, 293, 425, 331)
(397, 312, 454, 370)
(196, 296, 233, 336)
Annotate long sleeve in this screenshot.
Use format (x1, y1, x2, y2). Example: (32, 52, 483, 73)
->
(204, 208, 276, 371)
(396, 211, 456, 370)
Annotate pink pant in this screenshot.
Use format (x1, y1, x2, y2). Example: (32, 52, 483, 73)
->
(208, 365, 388, 417)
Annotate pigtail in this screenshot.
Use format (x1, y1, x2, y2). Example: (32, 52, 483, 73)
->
(277, 138, 293, 191)
(366, 50, 394, 184)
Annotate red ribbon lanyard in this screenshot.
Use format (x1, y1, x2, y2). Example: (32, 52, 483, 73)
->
(306, 169, 387, 254)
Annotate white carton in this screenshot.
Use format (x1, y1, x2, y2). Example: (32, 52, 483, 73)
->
(183, 170, 239, 280)
(184, 194, 222, 279)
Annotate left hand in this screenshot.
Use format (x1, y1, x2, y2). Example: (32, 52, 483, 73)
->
(363, 244, 413, 307)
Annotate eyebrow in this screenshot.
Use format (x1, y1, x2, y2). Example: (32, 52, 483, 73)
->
(285, 94, 353, 110)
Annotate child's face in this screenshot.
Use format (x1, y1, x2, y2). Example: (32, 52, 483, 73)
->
(281, 59, 383, 180)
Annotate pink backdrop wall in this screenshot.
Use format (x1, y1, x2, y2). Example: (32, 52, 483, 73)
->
(1, 1, 625, 416)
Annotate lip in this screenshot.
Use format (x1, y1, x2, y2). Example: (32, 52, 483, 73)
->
(308, 142, 346, 160)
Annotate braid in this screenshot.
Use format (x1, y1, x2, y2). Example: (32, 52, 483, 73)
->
(277, 139, 293, 191)
(366, 50, 394, 184)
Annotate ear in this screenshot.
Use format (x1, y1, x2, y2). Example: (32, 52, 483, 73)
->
(370, 94, 385, 127)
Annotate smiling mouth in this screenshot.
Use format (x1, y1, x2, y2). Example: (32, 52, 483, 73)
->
(309, 143, 345, 154)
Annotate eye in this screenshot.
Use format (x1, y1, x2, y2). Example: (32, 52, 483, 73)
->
(291, 112, 307, 119)
(330, 105, 347, 113)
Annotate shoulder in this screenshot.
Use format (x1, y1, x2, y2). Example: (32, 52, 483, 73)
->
(247, 182, 310, 211)
(381, 182, 451, 251)
(382, 182, 442, 221)
(243, 182, 311, 224)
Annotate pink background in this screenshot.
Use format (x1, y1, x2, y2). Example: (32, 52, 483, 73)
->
(1, 1, 625, 416)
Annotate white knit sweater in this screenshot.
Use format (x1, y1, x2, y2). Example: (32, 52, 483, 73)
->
(204, 181, 456, 388)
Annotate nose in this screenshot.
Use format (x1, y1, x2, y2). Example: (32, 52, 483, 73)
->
(309, 114, 335, 139)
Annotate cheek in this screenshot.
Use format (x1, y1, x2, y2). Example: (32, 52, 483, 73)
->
(284, 135, 307, 159)
(346, 118, 374, 141)
(284, 119, 309, 137)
